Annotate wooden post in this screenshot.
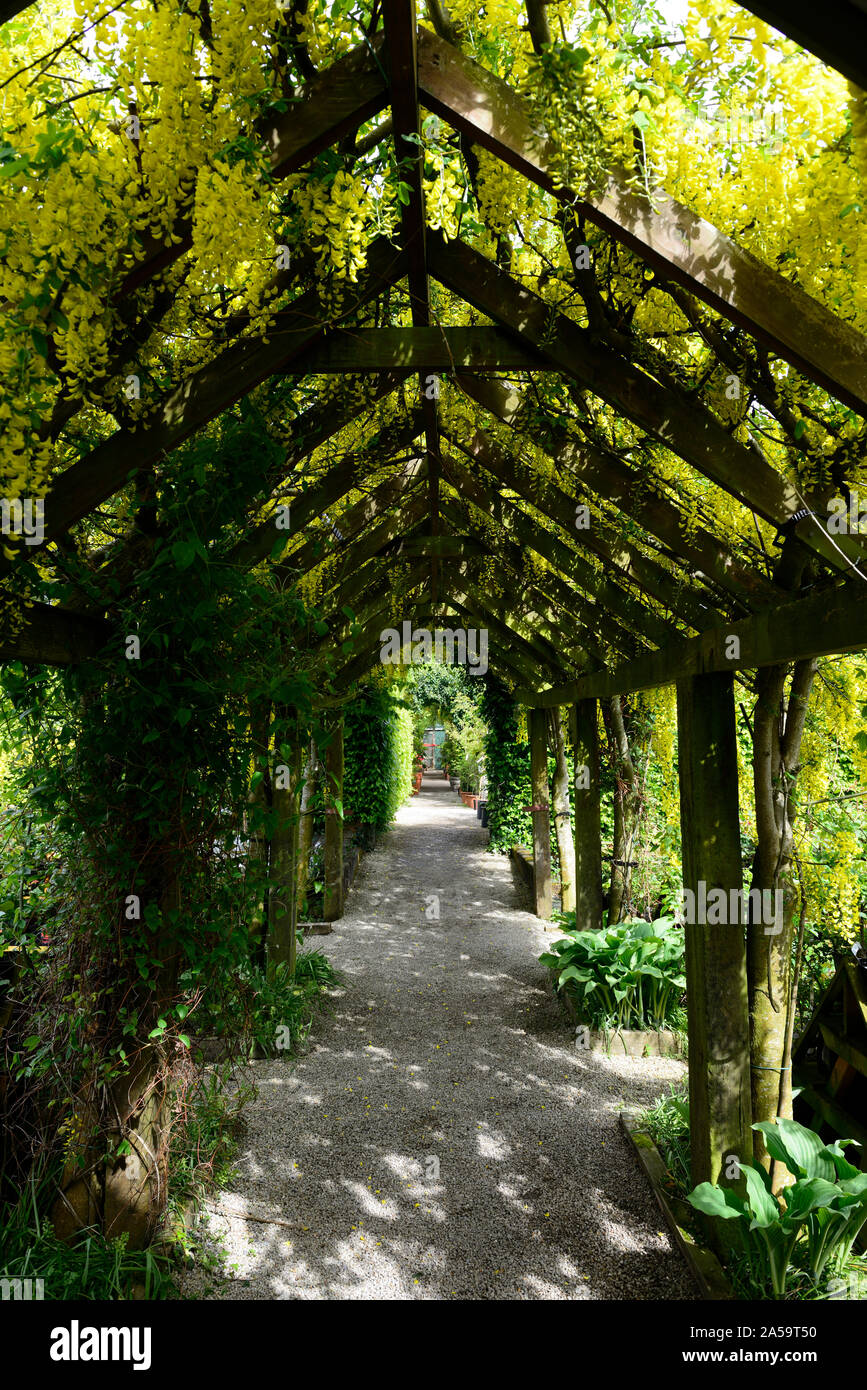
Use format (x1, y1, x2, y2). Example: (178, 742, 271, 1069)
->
(571, 699, 604, 931)
(323, 716, 345, 922)
(269, 736, 302, 973)
(677, 672, 752, 1189)
(528, 706, 552, 919)
(548, 709, 576, 914)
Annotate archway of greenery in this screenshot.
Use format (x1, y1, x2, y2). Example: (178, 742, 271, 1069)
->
(1, 0, 867, 1296)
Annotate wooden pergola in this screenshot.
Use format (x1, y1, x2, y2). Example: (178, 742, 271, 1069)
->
(3, 0, 867, 1197)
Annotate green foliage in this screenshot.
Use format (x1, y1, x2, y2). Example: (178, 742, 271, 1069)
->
(639, 1081, 691, 1195)
(0, 1169, 176, 1300)
(193, 950, 338, 1059)
(540, 915, 685, 1030)
(343, 685, 413, 832)
(688, 1119, 867, 1298)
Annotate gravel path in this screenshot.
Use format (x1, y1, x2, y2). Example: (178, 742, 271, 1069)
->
(193, 773, 695, 1301)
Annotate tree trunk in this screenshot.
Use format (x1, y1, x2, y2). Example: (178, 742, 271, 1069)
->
(548, 708, 576, 913)
(747, 658, 817, 1176)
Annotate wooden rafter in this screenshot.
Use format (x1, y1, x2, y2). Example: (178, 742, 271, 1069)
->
(440, 454, 642, 658)
(0, 243, 407, 582)
(429, 233, 867, 575)
(446, 423, 716, 631)
(736, 2, 867, 91)
(417, 27, 867, 416)
(457, 373, 781, 609)
(383, 0, 441, 602)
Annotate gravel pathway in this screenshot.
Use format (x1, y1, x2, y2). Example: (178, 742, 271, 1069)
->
(193, 773, 695, 1301)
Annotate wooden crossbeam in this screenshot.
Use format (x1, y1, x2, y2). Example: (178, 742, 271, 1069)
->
(517, 576, 867, 707)
(442, 431, 678, 647)
(275, 459, 427, 577)
(231, 411, 424, 570)
(456, 374, 780, 609)
(418, 27, 867, 416)
(736, 2, 867, 91)
(299, 326, 545, 371)
(438, 494, 600, 668)
(430, 233, 867, 575)
(0, 602, 111, 665)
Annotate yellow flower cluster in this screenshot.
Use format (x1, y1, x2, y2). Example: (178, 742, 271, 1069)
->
(423, 153, 465, 241)
(288, 168, 370, 288)
(293, 1, 358, 65)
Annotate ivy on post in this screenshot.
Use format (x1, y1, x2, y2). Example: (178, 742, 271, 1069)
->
(527, 706, 553, 919)
(571, 698, 603, 931)
(676, 671, 752, 1198)
(323, 715, 345, 922)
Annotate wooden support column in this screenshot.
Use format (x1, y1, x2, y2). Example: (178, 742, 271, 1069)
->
(269, 733, 302, 974)
(528, 707, 552, 919)
(571, 699, 604, 931)
(323, 716, 345, 922)
(677, 672, 752, 1189)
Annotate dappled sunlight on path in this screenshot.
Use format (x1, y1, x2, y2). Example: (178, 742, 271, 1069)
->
(195, 773, 695, 1301)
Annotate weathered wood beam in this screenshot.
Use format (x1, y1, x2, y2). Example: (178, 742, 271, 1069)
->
(430, 233, 865, 574)
(517, 575, 867, 706)
(441, 586, 569, 683)
(418, 27, 867, 415)
(457, 374, 780, 609)
(301, 326, 545, 372)
(444, 429, 679, 648)
(677, 671, 753, 1191)
(735, 2, 867, 92)
(0, 602, 111, 666)
(441, 452, 641, 658)
(436, 495, 598, 668)
(232, 410, 423, 571)
(410, 603, 553, 689)
(309, 495, 432, 605)
(528, 707, 553, 919)
(384, 0, 441, 598)
(275, 458, 427, 578)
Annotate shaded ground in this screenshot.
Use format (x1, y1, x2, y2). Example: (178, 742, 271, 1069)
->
(191, 773, 695, 1301)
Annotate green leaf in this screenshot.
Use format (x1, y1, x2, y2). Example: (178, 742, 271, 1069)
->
(687, 1182, 746, 1221)
(171, 540, 198, 570)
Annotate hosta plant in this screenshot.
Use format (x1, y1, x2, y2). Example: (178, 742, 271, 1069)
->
(687, 1118, 867, 1298)
(539, 915, 685, 1031)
